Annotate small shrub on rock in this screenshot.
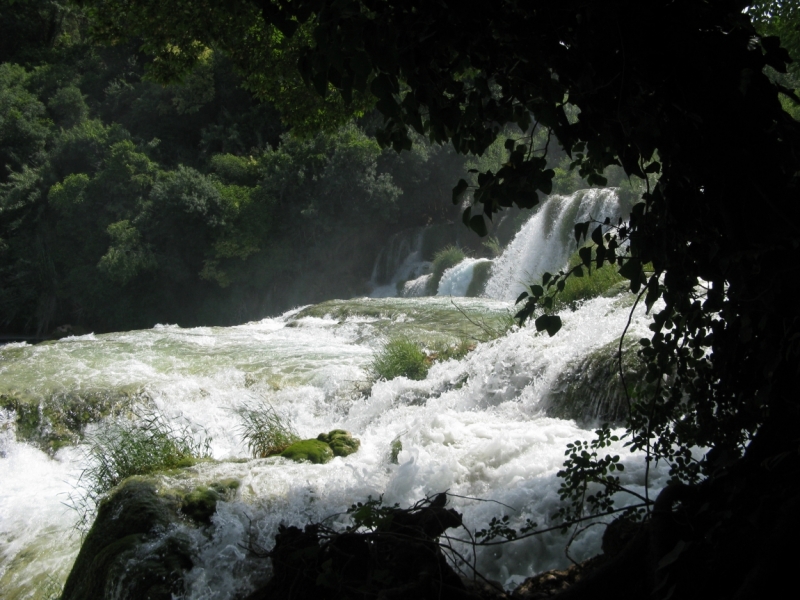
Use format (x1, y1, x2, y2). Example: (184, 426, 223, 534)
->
(237, 401, 300, 458)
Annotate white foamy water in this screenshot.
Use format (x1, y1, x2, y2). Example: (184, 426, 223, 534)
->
(0, 294, 662, 598)
(437, 258, 492, 297)
(485, 189, 627, 301)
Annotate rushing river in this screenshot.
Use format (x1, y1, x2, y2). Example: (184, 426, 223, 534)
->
(0, 292, 667, 599)
(0, 189, 669, 599)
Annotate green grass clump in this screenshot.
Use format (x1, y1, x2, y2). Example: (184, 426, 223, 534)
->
(555, 245, 626, 309)
(74, 409, 211, 528)
(237, 401, 300, 458)
(426, 245, 467, 294)
(370, 338, 429, 381)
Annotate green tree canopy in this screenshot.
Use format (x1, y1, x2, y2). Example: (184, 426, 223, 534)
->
(78, 1, 800, 595)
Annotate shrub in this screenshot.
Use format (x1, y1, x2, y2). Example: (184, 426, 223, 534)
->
(370, 337, 429, 381)
(554, 245, 626, 309)
(426, 245, 466, 294)
(237, 401, 300, 458)
(74, 409, 211, 528)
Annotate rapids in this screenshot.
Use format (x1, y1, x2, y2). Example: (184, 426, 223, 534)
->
(0, 292, 665, 599)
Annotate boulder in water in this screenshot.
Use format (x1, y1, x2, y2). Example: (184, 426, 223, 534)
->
(181, 478, 240, 523)
(61, 479, 193, 600)
(317, 429, 360, 457)
(280, 438, 335, 463)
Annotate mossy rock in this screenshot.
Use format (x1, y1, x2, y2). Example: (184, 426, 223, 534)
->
(545, 339, 650, 426)
(181, 479, 240, 523)
(280, 439, 335, 464)
(317, 429, 360, 457)
(61, 479, 193, 600)
(0, 388, 137, 453)
(390, 439, 403, 464)
(466, 260, 493, 297)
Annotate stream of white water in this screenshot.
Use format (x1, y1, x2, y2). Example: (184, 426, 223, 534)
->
(0, 190, 663, 599)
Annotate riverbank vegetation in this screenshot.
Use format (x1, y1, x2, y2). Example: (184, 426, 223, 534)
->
(0, 0, 476, 334)
(67, 0, 800, 598)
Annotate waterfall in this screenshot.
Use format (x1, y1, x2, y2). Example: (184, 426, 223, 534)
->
(369, 229, 430, 298)
(437, 258, 492, 297)
(484, 188, 627, 301)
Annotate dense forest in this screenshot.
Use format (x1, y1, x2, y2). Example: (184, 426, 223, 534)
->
(0, 0, 653, 336)
(0, 0, 468, 334)
(39, 1, 800, 599)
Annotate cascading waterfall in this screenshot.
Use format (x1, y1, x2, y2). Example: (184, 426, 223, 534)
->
(369, 229, 431, 298)
(369, 188, 628, 300)
(437, 258, 492, 297)
(0, 290, 667, 599)
(484, 188, 627, 301)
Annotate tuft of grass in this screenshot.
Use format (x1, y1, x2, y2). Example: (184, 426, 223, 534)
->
(237, 401, 300, 458)
(72, 409, 211, 529)
(370, 337, 429, 381)
(482, 236, 502, 257)
(426, 245, 467, 294)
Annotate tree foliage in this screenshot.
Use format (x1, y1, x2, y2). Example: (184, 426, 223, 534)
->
(0, 1, 474, 333)
(75, 0, 800, 594)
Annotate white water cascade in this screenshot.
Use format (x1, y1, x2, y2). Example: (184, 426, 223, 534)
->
(484, 188, 627, 301)
(369, 188, 628, 300)
(437, 258, 492, 297)
(369, 230, 431, 298)
(0, 291, 666, 599)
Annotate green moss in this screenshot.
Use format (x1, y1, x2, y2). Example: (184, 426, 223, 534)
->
(545, 339, 650, 426)
(280, 439, 335, 464)
(466, 260, 493, 297)
(181, 479, 240, 523)
(317, 429, 360, 457)
(390, 439, 403, 464)
(0, 388, 137, 454)
(61, 479, 193, 600)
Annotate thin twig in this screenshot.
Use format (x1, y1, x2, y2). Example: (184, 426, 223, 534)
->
(446, 502, 649, 547)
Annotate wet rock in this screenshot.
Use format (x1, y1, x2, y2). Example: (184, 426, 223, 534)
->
(280, 438, 335, 463)
(510, 557, 604, 599)
(601, 516, 641, 558)
(181, 478, 240, 523)
(317, 429, 360, 457)
(390, 438, 403, 463)
(61, 479, 193, 600)
(461, 577, 507, 599)
(244, 499, 474, 600)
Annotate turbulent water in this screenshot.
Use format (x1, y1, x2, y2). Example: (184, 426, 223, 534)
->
(372, 188, 630, 301)
(0, 290, 667, 599)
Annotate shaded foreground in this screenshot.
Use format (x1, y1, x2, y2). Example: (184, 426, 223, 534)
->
(61, 446, 798, 600)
